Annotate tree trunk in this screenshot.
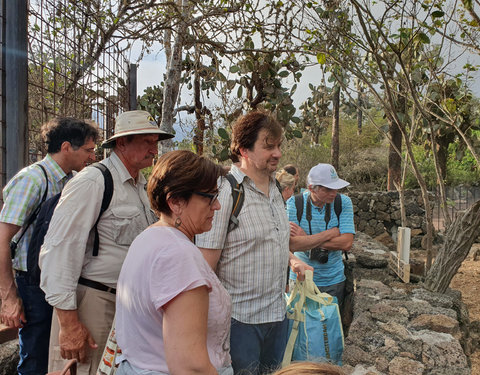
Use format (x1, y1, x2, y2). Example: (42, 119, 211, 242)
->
(193, 70, 205, 155)
(357, 88, 363, 136)
(387, 118, 402, 191)
(430, 129, 452, 228)
(159, 0, 187, 154)
(331, 85, 340, 170)
(387, 94, 405, 191)
(424, 200, 480, 293)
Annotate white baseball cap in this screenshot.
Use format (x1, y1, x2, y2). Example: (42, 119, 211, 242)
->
(307, 163, 350, 190)
(102, 110, 174, 148)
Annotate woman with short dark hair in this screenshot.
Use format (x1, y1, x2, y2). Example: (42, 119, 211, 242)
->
(115, 150, 232, 375)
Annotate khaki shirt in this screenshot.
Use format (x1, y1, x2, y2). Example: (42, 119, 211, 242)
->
(40, 151, 156, 310)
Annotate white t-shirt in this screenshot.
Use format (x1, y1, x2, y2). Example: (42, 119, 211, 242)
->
(116, 226, 232, 373)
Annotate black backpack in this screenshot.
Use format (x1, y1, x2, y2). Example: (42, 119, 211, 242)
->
(294, 193, 342, 228)
(26, 163, 114, 285)
(225, 173, 283, 233)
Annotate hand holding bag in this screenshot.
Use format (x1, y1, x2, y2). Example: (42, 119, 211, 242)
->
(282, 270, 344, 366)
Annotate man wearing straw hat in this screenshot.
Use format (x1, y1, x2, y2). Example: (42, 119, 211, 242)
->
(39, 110, 173, 375)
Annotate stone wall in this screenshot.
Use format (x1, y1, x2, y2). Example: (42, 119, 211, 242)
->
(348, 190, 433, 248)
(342, 232, 477, 374)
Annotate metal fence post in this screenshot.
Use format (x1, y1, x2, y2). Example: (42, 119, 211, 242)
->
(5, 0, 28, 179)
(129, 63, 137, 110)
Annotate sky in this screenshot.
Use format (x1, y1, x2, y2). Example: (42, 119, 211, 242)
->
(132, 27, 480, 142)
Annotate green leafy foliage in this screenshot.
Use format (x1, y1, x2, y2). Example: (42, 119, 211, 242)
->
(404, 144, 480, 189)
(225, 49, 303, 131)
(137, 85, 164, 122)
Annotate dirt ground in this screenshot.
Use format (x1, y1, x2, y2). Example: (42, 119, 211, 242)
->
(450, 243, 480, 374)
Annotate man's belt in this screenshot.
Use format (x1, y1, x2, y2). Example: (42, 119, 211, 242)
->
(78, 277, 116, 295)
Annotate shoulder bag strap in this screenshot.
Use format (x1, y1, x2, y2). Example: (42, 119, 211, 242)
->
(91, 163, 114, 257)
(226, 173, 244, 233)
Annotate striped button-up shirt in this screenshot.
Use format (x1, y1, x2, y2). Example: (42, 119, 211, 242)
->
(196, 165, 290, 324)
(0, 154, 71, 271)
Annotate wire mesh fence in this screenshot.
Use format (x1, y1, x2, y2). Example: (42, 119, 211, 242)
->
(433, 185, 480, 231)
(27, 0, 130, 163)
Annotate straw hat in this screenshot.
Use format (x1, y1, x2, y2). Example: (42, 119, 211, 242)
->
(102, 110, 174, 148)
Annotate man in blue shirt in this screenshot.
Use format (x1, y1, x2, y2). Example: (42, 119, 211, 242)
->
(0, 117, 99, 375)
(287, 163, 355, 311)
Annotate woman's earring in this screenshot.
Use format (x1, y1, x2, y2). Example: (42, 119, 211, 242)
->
(174, 217, 182, 228)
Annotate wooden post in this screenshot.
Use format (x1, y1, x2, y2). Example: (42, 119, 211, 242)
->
(389, 227, 411, 283)
(5, 0, 28, 179)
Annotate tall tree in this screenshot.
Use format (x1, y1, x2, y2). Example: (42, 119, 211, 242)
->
(296, 0, 480, 280)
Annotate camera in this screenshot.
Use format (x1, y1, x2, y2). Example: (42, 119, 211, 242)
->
(309, 247, 329, 264)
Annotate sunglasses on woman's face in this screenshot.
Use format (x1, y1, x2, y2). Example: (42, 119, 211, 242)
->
(194, 191, 219, 206)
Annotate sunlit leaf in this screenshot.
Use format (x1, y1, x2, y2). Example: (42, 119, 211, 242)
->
(316, 52, 326, 65)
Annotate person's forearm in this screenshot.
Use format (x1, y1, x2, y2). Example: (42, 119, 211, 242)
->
(55, 307, 97, 362)
(321, 233, 354, 251)
(56, 308, 81, 329)
(289, 228, 340, 252)
(0, 243, 16, 300)
(0, 225, 20, 300)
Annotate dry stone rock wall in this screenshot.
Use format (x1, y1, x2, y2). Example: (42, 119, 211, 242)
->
(343, 233, 475, 374)
(348, 190, 434, 248)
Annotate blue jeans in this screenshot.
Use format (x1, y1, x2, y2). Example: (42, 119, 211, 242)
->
(15, 272, 53, 375)
(230, 317, 288, 375)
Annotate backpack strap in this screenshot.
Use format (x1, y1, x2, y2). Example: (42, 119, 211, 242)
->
(91, 163, 114, 256)
(294, 193, 315, 234)
(324, 193, 342, 228)
(332, 194, 348, 260)
(274, 178, 285, 207)
(10, 164, 49, 258)
(294, 193, 304, 224)
(306, 195, 313, 235)
(327, 193, 348, 260)
(334, 193, 342, 223)
(226, 173, 244, 233)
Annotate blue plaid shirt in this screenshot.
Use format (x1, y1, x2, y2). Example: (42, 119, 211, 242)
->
(0, 154, 71, 271)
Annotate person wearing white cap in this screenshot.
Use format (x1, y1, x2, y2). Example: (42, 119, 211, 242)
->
(39, 110, 173, 375)
(287, 163, 355, 312)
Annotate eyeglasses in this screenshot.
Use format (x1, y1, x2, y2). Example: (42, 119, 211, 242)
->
(314, 185, 337, 193)
(194, 191, 219, 206)
(81, 146, 96, 154)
